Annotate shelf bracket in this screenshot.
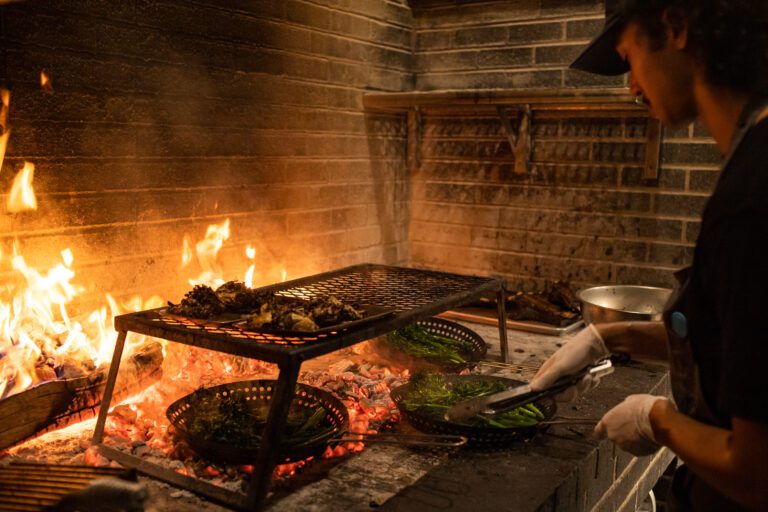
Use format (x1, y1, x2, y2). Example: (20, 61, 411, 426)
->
(644, 118, 662, 179)
(407, 107, 422, 172)
(497, 104, 532, 174)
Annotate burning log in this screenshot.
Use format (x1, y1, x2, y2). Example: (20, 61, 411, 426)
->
(0, 341, 164, 451)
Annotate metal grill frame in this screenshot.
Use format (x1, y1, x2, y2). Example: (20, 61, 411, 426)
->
(91, 263, 509, 511)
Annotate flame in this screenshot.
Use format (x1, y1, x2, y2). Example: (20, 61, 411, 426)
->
(180, 235, 193, 268)
(244, 245, 256, 288)
(188, 219, 230, 288)
(0, 242, 162, 399)
(7, 161, 37, 213)
(40, 70, 53, 93)
(281, 269, 287, 282)
(0, 89, 9, 173)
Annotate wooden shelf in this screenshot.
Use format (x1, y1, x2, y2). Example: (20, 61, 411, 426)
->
(363, 87, 660, 179)
(363, 87, 646, 114)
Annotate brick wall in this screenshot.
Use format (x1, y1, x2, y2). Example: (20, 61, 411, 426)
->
(409, 0, 721, 290)
(0, 0, 724, 305)
(0, 0, 413, 306)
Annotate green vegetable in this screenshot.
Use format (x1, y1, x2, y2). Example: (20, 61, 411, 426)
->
(385, 324, 476, 365)
(183, 388, 333, 449)
(403, 373, 542, 429)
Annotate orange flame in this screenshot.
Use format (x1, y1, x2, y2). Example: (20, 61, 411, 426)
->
(180, 235, 193, 268)
(7, 162, 37, 213)
(244, 245, 256, 288)
(188, 219, 230, 288)
(40, 70, 53, 94)
(0, 242, 162, 398)
(0, 89, 9, 173)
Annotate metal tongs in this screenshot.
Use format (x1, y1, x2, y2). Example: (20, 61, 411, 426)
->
(329, 432, 468, 448)
(444, 359, 614, 423)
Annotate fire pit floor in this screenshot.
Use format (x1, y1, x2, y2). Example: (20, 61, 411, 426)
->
(3, 322, 672, 511)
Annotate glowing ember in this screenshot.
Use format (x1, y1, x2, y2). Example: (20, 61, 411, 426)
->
(7, 161, 37, 212)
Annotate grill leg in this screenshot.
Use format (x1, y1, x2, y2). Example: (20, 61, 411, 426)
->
(92, 330, 127, 444)
(496, 287, 510, 363)
(245, 360, 301, 510)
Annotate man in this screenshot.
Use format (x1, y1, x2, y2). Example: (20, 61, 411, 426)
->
(530, 1, 768, 510)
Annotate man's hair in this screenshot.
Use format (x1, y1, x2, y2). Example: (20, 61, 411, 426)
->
(623, 0, 768, 94)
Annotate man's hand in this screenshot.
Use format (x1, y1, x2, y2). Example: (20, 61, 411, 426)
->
(594, 394, 671, 456)
(530, 323, 610, 400)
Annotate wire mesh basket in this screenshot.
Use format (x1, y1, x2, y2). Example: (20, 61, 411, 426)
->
(167, 380, 348, 464)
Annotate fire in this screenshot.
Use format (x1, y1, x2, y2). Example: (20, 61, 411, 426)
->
(244, 245, 256, 288)
(180, 235, 193, 268)
(40, 70, 53, 94)
(0, 89, 9, 172)
(281, 269, 287, 282)
(0, 241, 163, 399)
(188, 219, 230, 288)
(7, 161, 37, 212)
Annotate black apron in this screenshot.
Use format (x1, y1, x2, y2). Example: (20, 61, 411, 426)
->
(662, 98, 768, 512)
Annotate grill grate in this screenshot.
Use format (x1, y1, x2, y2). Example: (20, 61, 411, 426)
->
(100, 264, 507, 512)
(115, 264, 501, 362)
(0, 462, 133, 511)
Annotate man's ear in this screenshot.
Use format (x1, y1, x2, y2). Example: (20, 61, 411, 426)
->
(663, 7, 688, 50)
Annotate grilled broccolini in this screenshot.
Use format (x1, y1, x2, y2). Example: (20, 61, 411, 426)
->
(402, 373, 545, 428)
(385, 324, 476, 365)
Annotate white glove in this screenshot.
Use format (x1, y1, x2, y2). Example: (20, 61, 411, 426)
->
(594, 394, 670, 456)
(530, 323, 610, 401)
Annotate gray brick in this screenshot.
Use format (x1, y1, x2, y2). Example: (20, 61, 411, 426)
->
(622, 166, 686, 190)
(454, 26, 508, 46)
(508, 22, 563, 44)
(617, 216, 684, 242)
(416, 30, 453, 50)
(566, 18, 604, 40)
(689, 169, 720, 193)
(649, 243, 695, 267)
(615, 266, 677, 287)
(655, 194, 708, 217)
(535, 45, 584, 65)
(662, 142, 722, 165)
(541, 0, 603, 16)
(476, 48, 534, 69)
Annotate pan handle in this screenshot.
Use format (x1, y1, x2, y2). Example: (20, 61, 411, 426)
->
(328, 432, 468, 448)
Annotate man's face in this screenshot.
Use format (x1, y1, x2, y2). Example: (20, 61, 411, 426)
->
(615, 20, 697, 126)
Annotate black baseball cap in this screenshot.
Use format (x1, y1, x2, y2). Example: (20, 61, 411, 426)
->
(570, 0, 637, 76)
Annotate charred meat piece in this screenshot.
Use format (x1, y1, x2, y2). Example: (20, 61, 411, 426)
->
(546, 280, 581, 313)
(167, 285, 226, 319)
(215, 280, 270, 312)
(309, 295, 363, 327)
(507, 292, 579, 326)
(244, 294, 363, 332)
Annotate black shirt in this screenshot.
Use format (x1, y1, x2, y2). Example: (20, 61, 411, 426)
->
(691, 116, 768, 426)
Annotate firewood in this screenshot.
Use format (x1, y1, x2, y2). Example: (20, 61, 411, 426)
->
(507, 292, 578, 326)
(0, 341, 164, 451)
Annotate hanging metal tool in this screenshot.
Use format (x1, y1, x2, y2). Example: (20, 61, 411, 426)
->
(497, 104, 532, 174)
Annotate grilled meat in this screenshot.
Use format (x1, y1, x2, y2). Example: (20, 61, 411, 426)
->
(507, 291, 579, 326)
(166, 285, 226, 319)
